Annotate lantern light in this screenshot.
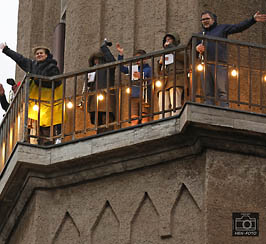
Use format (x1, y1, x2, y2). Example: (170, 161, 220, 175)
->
(231, 69, 238, 77)
(97, 94, 104, 101)
(126, 87, 131, 94)
(197, 63, 204, 71)
(67, 101, 73, 109)
(155, 80, 162, 88)
(33, 104, 39, 111)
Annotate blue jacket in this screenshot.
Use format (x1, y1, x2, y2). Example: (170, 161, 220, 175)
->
(118, 55, 151, 99)
(200, 17, 256, 62)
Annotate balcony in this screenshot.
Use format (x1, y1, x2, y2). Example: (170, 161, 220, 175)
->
(1, 34, 266, 172)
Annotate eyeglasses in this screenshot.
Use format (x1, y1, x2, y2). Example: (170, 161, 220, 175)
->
(201, 18, 211, 21)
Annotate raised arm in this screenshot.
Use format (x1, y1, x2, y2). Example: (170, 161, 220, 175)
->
(116, 43, 129, 74)
(100, 44, 116, 63)
(0, 43, 33, 73)
(225, 11, 266, 35)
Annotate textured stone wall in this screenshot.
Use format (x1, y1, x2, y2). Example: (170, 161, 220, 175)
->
(6, 148, 266, 244)
(205, 150, 266, 243)
(9, 156, 205, 244)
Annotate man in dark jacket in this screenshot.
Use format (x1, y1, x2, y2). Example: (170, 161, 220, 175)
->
(196, 11, 266, 107)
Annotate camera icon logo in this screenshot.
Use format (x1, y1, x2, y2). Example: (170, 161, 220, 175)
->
(235, 214, 256, 231)
(232, 212, 259, 236)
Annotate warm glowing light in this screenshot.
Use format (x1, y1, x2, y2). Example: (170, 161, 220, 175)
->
(10, 128, 13, 147)
(231, 69, 238, 77)
(197, 63, 204, 71)
(17, 115, 20, 132)
(2, 143, 5, 162)
(126, 88, 131, 94)
(33, 104, 39, 111)
(97, 94, 104, 101)
(264, 75, 266, 82)
(155, 80, 162, 88)
(67, 101, 73, 109)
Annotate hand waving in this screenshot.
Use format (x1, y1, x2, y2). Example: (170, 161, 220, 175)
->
(116, 43, 124, 55)
(254, 11, 266, 22)
(0, 84, 5, 96)
(0, 42, 6, 50)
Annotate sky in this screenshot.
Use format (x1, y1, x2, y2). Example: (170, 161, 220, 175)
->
(0, 1, 19, 121)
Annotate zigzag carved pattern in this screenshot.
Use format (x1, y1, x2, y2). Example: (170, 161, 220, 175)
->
(130, 192, 160, 244)
(52, 211, 81, 244)
(170, 183, 203, 243)
(50, 185, 200, 244)
(91, 200, 120, 244)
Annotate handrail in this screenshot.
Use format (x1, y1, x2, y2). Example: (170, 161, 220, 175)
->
(188, 33, 266, 49)
(26, 45, 187, 81)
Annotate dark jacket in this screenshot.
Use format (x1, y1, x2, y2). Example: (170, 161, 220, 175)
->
(158, 33, 184, 91)
(88, 45, 116, 89)
(118, 54, 151, 99)
(87, 45, 116, 113)
(0, 94, 9, 111)
(2, 46, 61, 87)
(199, 16, 256, 62)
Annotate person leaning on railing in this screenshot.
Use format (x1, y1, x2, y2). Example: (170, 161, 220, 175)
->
(157, 33, 184, 118)
(196, 10, 266, 107)
(0, 43, 62, 145)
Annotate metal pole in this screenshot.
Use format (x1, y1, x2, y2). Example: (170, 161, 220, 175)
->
(191, 37, 197, 102)
(23, 76, 30, 142)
